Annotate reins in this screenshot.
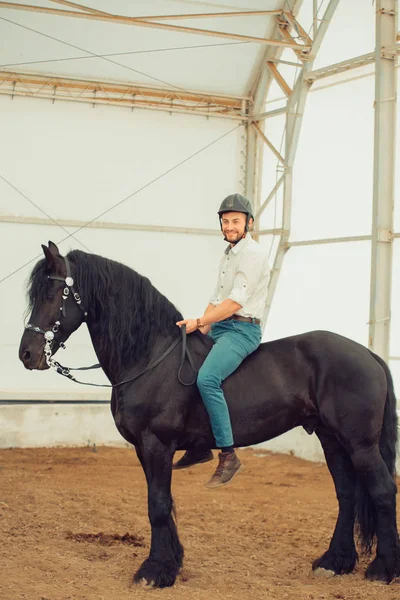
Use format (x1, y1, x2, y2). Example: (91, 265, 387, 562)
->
(25, 256, 198, 388)
(50, 327, 196, 388)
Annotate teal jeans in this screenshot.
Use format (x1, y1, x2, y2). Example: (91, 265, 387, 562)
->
(197, 319, 261, 448)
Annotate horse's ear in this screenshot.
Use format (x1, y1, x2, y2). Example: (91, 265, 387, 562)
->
(48, 241, 61, 257)
(41, 242, 63, 271)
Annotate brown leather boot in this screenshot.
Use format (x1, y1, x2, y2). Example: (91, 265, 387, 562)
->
(205, 451, 243, 488)
(172, 449, 214, 470)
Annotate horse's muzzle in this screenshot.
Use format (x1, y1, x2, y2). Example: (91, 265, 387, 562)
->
(19, 340, 50, 370)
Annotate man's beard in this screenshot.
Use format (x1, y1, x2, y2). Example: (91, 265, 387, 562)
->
(224, 231, 245, 244)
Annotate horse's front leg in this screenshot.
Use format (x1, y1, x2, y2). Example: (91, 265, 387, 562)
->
(134, 435, 183, 588)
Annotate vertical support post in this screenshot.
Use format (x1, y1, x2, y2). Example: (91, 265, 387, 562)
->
(313, 0, 318, 41)
(245, 0, 305, 239)
(246, 0, 303, 240)
(262, 0, 340, 328)
(368, 0, 397, 361)
(246, 65, 271, 240)
(263, 68, 311, 325)
(245, 121, 260, 237)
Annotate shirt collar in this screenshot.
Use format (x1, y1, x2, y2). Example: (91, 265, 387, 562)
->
(224, 233, 252, 255)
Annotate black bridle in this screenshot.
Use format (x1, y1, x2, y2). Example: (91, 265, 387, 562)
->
(25, 256, 197, 388)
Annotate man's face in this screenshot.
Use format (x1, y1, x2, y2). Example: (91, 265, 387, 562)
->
(221, 211, 248, 244)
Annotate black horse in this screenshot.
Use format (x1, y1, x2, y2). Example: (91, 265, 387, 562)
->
(19, 242, 399, 587)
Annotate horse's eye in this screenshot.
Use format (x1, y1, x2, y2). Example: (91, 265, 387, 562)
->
(46, 285, 56, 302)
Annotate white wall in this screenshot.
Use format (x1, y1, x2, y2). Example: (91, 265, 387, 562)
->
(0, 95, 244, 395)
(0, 404, 125, 448)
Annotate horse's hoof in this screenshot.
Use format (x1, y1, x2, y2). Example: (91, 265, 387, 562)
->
(365, 556, 395, 583)
(138, 577, 155, 587)
(312, 548, 357, 576)
(134, 558, 178, 588)
(313, 567, 336, 578)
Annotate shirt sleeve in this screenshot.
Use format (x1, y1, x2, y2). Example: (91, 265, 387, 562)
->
(228, 251, 269, 307)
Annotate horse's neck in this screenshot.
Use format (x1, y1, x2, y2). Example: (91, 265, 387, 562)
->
(84, 321, 111, 378)
(85, 317, 176, 383)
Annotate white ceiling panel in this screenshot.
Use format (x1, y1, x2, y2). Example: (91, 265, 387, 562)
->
(0, 0, 296, 96)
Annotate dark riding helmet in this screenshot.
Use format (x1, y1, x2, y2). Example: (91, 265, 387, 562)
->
(218, 193, 254, 232)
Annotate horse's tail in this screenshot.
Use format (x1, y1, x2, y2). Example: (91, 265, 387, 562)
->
(355, 351, 398, 553)
(375, 353, 399, 478)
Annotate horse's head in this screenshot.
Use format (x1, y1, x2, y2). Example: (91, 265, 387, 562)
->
(19, 241, 86, 370)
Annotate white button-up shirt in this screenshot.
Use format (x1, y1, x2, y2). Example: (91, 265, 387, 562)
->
(209, 234, 270, 320)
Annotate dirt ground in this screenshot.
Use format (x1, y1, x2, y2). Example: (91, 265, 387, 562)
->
(0, 446, 399, 600)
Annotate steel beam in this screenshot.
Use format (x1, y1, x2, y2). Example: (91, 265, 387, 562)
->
(287, 235, 371, 246)
(277, 17, 308, 61)
(0, 214, 221, 236)
(247, 0, 304, 234)
(266, 61, 293, 97)
(0, 71, 246, 119)
(250, 106, 288, 121)
(245, 1, 304, 236)
(263, 77, 305, 324)
(305, 43, 400, 85)
(284, 12, 313, 47)
(255, 175, 284, 219)
(49, 5, 286, 21)
(0, 3, 310, 49)
(305, 0, 341, 60)
(313, 0, 318, 40)
(49, 0, 110, 15)
(262, 0, 340, 328)
(368, 0, 398, 361)
(252, 122, 285, 164)
(259, 233, 400, 245)
(307, 52, 376, 82)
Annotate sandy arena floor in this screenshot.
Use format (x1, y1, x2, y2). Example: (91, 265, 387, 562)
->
(0, 446, 399, 600)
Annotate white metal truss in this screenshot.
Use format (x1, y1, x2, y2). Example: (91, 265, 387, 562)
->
(254, 0, 400, 364)
(306, 43, 400, 83)
(368, 0, 398, 362)
(256, 0, 341, 326)
(0, 214, 285, 237)
(244, 0, 304, 233)
(0, 70, 248, 120)
(0, 2, 312, 49)
(0, 214, 221, 236)
(0, 3, 314, 119)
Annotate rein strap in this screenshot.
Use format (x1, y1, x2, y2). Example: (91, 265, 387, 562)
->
(26, 255, 198, 388)
(52, 327, 196, 388)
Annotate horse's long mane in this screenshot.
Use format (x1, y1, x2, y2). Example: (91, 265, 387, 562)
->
(28, 250, 183, 374)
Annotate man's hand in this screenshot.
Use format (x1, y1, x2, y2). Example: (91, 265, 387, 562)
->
(176, 318, 198, 334)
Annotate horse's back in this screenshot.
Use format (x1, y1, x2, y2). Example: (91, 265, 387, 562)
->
(184, 329, 387, 449)
(224, 329, 386, 443)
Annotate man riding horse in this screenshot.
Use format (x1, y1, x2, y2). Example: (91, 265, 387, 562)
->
(176, 193, 270, 487)
(19, 206, 400, 587)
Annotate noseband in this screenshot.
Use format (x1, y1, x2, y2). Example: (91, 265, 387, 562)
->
(25, 256, 196, 387)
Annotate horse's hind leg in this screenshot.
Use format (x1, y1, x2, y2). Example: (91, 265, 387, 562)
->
(350, 446, 400, 582)
(312, 426, 358, 576)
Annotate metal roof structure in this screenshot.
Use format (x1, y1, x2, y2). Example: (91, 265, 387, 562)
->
(0, 0, 398, 363)
(0, 0, 314, 116)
